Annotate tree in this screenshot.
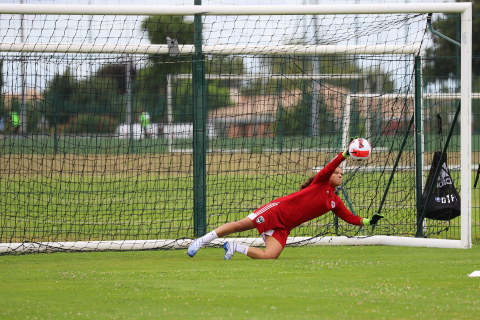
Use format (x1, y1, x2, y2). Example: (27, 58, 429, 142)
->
(0, 60, 5, 122)
(141, 15, 194, 70)
(136, 15, 194, 123)
(136, 15, 240, 123)
(40, 66, 125, 133)
(42, 68, 77, 126)
(96, 63, 136, 95)
(0, 60, 3, 93)
(423, 0, 480, 87)
(133, 60, 238, 124)
(141, 15, 194, 46)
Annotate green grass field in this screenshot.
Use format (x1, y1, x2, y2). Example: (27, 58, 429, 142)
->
(1, 134, 480, 319)
(1, 245, 479, 320)
(2, 134, 476, 243)
(1, 133, 478, 154)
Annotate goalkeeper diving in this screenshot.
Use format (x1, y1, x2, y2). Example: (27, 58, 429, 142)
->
(188, 139, 384, 260)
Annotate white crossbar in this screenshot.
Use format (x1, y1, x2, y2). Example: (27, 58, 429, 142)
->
(0, 4, 471, 15)
(0, 43, 422, 55)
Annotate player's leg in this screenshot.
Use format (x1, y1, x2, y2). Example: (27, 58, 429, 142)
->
(215, 217, 255, 237)
(13, 125, 20, 138)
(187, 217, 255, 257)
(245, 235, 283, 259)
(224, 232, 284, 260)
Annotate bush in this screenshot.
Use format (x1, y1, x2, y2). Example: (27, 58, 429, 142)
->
(65, 114, 119, 134)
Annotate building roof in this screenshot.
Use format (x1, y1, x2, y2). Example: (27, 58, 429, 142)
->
(209, 85, 416, 123)
(209, 89, 303, 121)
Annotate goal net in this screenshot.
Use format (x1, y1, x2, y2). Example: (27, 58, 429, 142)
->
(0, 3, 473, 254)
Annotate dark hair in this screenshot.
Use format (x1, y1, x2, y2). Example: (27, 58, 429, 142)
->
(299, 176, 315, 190)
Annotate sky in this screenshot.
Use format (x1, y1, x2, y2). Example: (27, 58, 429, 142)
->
(0, 0, 459, 94)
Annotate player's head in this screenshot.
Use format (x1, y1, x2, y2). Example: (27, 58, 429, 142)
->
(329, 167, 343, 187)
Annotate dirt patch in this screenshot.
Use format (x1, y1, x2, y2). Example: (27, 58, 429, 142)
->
(0, 151, 442, 178)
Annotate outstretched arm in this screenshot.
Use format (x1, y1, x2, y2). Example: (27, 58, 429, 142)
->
(333, 202, 385, 227)
(311, 137, 355, 185)
(332, 201, 363, 226)
(312, 152, 347, 184)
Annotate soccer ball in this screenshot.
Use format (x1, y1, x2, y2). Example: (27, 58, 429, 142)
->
(348, 138, 372, 161)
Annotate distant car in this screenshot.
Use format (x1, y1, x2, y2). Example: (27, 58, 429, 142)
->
(160, 123, 217, 139)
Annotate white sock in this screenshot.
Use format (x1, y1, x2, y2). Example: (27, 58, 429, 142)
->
(201, 230, 218, 243)
(235, 244, 249, 256)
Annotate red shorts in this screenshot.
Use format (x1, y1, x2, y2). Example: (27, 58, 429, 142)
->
(248, 202, 290, 248)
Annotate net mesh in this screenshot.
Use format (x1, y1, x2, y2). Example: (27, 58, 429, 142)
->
(0, 9, 465, 253)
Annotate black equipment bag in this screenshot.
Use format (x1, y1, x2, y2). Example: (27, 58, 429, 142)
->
(419, 151, 461, 221)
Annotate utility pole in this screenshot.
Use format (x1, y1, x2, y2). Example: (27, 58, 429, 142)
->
(311, 0, 321, 137)
(20, 0, 26, 136)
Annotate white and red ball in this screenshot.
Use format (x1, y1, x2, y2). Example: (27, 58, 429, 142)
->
(348, 138, 372, 161)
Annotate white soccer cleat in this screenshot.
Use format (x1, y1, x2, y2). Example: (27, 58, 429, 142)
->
(187, 238, 204, 257)
(223, 241, 237, 260)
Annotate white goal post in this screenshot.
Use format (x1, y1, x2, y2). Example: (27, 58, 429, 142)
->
(0, 3, 472, 253)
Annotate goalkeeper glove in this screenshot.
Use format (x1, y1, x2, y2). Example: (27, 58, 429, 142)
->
(342, 136, 359, 158)
(363, 214, 384, 226)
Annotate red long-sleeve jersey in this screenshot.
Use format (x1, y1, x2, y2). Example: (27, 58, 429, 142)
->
(272, 152, 363, 230)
